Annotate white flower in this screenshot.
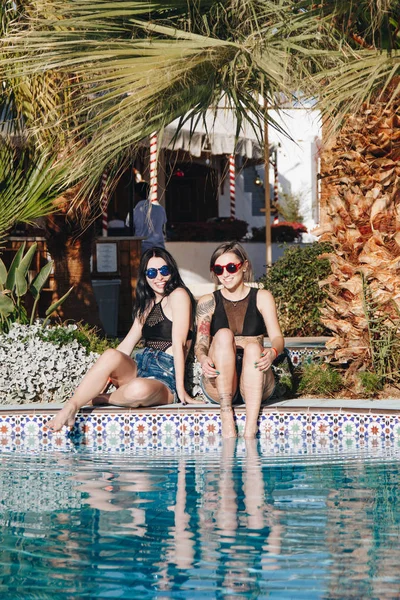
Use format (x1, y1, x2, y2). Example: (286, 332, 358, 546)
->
(0, 323, 99, 404)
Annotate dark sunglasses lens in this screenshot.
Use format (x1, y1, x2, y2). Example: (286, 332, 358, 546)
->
(226, 263, 239, 273)
(146, 268, 157, 279)
(213, 265, 224, 276)
(159, 265, 171, 276)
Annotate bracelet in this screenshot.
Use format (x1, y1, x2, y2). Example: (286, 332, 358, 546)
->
(270, 347, 278, 359)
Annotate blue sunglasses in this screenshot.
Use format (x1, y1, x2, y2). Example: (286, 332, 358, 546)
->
(145, 265, 171, 279)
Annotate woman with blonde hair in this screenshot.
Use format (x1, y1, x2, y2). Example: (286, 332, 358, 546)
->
(195, 241, 284, 438)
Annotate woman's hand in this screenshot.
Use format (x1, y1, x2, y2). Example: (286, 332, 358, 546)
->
(178, 390, 205, 405)
(200, 355, 219, 379)
(254, 348, 276, 373)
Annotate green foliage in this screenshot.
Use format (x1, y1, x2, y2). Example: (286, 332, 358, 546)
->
(298, 362, 343, 396)
(277, 190, 306, 223)
(360, 274, 400, 389)
(258, 242, 333, 336)
(358, 371, 383, 396)
(0, 242, 73, 332)
(0, 1, 336, 199)
(0, 142, 64, 244)
(38, 322, 119, 355)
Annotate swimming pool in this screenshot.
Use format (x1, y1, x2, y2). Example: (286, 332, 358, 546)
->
(1, 438, 400, 599)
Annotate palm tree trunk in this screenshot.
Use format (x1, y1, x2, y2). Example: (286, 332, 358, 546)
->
(317, 95, 400, 377)
(44, 214, 104, 330)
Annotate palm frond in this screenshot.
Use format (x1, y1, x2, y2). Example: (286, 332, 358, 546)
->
(0, 141, 66, 244)
(1, 0, 335, 203)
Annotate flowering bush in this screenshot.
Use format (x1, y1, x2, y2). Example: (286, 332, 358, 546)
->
(0, 323, 99, 404)
(252, 221, 308, 243)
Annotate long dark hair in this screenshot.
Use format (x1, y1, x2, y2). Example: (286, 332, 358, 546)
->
(133, 247, 195, 324)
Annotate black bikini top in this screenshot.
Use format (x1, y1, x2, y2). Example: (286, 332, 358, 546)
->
(142, 299, 193, 352)
(210, 287, 266, 337)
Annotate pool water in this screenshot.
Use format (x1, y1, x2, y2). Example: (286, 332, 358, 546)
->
(1, 439, 400, 599)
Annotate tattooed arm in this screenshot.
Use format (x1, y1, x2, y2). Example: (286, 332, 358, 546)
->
(195, 294, 218, 378)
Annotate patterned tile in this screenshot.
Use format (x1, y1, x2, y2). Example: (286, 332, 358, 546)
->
(198, 412, 220, 436)
(259, 416, 278, 438)
(179, 412, 196, 436)
(3, 407, 400, 443)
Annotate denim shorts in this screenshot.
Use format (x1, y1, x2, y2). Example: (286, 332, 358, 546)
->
(135, 347, 178, 401)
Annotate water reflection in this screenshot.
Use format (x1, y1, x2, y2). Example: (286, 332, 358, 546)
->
(1, 444, 400, 598)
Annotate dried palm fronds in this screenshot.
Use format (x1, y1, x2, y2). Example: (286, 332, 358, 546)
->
(319, 95, 400, 379)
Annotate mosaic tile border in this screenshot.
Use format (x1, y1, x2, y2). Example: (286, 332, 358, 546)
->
(1, 429, 400, 456)
(1, 409, 400, 443)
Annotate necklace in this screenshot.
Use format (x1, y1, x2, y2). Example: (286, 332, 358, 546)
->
(222, 291, 250, 307)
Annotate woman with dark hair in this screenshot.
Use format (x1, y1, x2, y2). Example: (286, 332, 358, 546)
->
(48, 248, 197, 432)
(195, 241, 284, 439)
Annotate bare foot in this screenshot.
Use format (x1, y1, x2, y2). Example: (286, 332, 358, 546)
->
(220, 407, 237, 439)
(46, 402, 78, 432)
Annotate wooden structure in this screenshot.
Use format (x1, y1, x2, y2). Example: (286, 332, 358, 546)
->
(92, 236, 142, 334)
(2, 236, 142, 335)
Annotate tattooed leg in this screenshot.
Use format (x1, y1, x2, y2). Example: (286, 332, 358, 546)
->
(220, 392, 237, 438)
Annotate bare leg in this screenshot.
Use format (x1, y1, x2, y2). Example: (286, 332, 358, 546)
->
(203, 329, 238, 438)
(47, 349, 137, 431)
(92, 377, 173, 408)
(217, 438, 238, 535)
(243, 438, 264, 529)
(240, 342, 275, 439)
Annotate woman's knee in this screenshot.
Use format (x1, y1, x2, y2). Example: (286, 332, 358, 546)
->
(213, 328, 235, 349)
(243, 341, 263, 363)
(101, 348, 127, 371)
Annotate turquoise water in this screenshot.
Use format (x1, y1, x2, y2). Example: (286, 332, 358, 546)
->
(1, 440, 400, 599)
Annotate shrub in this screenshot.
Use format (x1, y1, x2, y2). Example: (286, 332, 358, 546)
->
(298, 362, 343, 396)
(0, 242, 72, 332)
(358, 371, 384, 396)
(258, 242, 333, 336)
(38, 322, 119, 355)
(0, 322, 118, 404)
(167, 218, 248, 242)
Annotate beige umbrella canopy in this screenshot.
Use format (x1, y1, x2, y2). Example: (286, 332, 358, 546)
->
(161, 108, 264, 159)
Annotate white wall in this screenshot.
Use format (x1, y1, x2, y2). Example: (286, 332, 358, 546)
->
(166, 241, 306, 297)
(218, 108, 321, 233)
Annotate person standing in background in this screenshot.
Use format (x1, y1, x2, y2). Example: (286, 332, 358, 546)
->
(132, 181, 167, 253)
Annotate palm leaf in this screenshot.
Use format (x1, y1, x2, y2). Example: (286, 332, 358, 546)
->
(0, 293, 14, 317)
(0, 141, 66, 243)
(15, 266, 28, 298)
(5, 242, 25, 291)
(0, 0, 334, 207)
(30, 261, 54, 299)
(17, 243, 37, 277)
(0, 259, 7, 287)
(42, 285, 74, 326)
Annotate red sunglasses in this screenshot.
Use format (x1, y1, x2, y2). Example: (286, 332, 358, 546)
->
(211, 262, 243, 276)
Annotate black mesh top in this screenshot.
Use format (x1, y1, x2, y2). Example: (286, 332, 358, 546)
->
(142, 300, 193, 352)
(210, 287, 266, 337)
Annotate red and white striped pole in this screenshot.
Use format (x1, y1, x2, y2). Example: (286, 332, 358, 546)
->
(229, 153, 235, 218)
(149, 133, 158, 203)
(273, 150, 279, 204)
(101, 171, 108, 237)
